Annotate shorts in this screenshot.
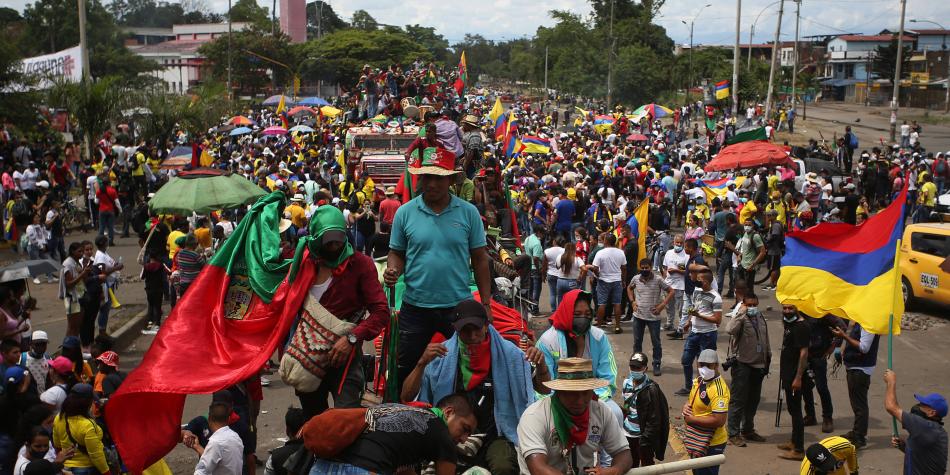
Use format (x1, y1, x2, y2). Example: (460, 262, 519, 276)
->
(64, 297, 82, 314)
(735, 266, 756, 292)
(766, 254, 782, 272)
(596, 280, 623, 306)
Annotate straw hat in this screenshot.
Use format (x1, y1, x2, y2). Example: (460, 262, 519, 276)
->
(408, 147, 461, 176)
(805, 172, 819, 183)
(460, 114, 480, 127)
(542, 358, 610, 392)
(278, 218, 292, 234)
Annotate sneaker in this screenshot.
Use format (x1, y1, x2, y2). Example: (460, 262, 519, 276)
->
(674, 388, 690, 396)
(742, 431, 766, 442)
(803, 415, 818, 426)
(822, 417, 834, 433)
(668, 331, 684, 340)
(653, 366, 662, 377)
(141, 328, 159, 335)
(776, 441, 795, 451)
(620, 314, 633, 322)
(260, 377, 271, 387)
(32, 278, 41, 284)
(777, 449, 805, 460)
(48, 276, 59, 283)
(852, 437, 867, 449)
(729, 435, 746, 447)
(613, 327, 623, 334)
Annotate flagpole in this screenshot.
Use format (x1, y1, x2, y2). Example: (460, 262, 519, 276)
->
(887, 238, 902, 437)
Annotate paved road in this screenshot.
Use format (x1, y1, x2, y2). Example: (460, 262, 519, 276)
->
(16, 228, 950, 474)
(796, 102, 950, 153)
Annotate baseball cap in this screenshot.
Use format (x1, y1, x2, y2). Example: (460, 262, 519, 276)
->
(61, 335, 81, 349)
(23, 459, 58, 475)
(698, 349, 719, 364)
(70, 383, 95, 398)
(451, 299, 489, 331)
(629, 352, 648, 369)
(915, 393, 949, 418)
(31, 330, 48, 342)
(96, 350, 119, 368)
(4, 366, 26, 385)
(50, 356, 73, 375)
(805, 443, 840, 472)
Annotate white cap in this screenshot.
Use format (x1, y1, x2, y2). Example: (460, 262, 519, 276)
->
(31, 330, 48, 341)
(37, 180, 50, 189)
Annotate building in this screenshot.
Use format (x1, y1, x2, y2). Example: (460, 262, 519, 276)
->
(127, 23, 250, 93)
(279, 0, 306, 43)
(822, 34, 915, 101)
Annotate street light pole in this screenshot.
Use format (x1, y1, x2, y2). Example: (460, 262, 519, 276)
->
(227, 0, 232, 101)
(731, 0, 742, 118)
(749, 1, 782, 71)
(764, 0, 785, 120)
(910, 19, 949, 112)
(683, 4, 712, 104)
(791, 0, 801, 110)
(889, 0, 907, 142)
(607, 0, 614, 109)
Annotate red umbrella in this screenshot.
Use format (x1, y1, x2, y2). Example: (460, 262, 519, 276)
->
(704, 140, 794, 172)
(287, 106, 317, 116)
(626, 133, 649, 142)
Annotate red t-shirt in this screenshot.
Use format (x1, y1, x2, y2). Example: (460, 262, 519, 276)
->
(49, 164, 69, 185)
(97, 185, 119, 213)
(379, 198, 401, 224)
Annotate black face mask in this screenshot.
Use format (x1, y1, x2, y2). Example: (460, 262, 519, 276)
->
(29, 449, 48, 459)
(911, 404, 935, 421)
(640, 270, 652, 279)
(318, 247, 342, 262)
(782, 312, 797, 323)
(572, 317, 591, 336)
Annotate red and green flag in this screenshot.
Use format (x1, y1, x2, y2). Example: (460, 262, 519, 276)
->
(454, 51, 467, 95)
(106, 193, 316, 473)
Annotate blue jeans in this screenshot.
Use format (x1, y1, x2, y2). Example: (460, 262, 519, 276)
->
(98, 211, 115, 243)
(555, 277, 579, 308)
(98, 293, 111, 332)
(65, 467, 101, 475)
(682, 331, 718, 389)
(679, 291, 694, 331)
(633, 318, 662, 368)
(716, 244, 734, 296)
(546, 274, 559, 311)
(529, 270, 542, 313)
(310, 459, 385, 475)
(596, 280, 623, 306)
(693, 444, 726, 475)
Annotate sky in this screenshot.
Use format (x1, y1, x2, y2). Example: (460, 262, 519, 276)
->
(7, 0, 950, 46)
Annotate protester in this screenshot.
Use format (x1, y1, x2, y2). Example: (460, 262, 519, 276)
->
(725, 292, 771, 447)
(884, 369, 948, 475)
(682, 349, 730, 474)
(777, 304, 810, 459)
(590, 233, 627, 334)
(51, 384, 110, 475)
(188, 399, 244, 475)
(801, 436, 859, 475)
(675, 271, 721, 397)
(832, 321, 880, 449)
(621, 352, 669, 467)
(627, 258, 673, 376)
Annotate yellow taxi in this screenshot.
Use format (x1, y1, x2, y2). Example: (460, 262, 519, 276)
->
(900, 223, 950, 308)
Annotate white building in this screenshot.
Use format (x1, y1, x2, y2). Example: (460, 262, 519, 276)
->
(127, 23, 249, 93)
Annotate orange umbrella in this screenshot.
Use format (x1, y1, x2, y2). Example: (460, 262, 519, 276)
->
(287, 106, 317, 116)
(704, 140, 794, 172)
(228, 116, 256, 126)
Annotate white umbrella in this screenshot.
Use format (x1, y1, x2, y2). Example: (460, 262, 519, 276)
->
(288, 125, 315, 133)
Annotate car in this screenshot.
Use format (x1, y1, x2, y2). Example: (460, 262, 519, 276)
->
(899, 223, 950, 308)
(936, 192, 950, 223)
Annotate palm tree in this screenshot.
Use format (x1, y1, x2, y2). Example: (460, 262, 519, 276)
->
(47, 76, 127, 159)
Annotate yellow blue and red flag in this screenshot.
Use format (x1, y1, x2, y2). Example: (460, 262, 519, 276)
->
(695, 176, 746, 203)
(519, 135, 551, 155)
(715, 80, 730, 100)
(776, 184, 907, 335)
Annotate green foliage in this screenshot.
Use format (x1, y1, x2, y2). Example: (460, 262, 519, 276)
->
(228, 0, 270, 30)
(873, 37, 912, 83)
(47, 76, 128, 141)
(614, 44, 670, 105)
(404, 25, 450, 64)
(350, 10, 377, 31)
(177, 82, 231, 137)
(198, 27, 300, 95)
(306, 1, 347, 39)
(109, 0, 221, 27)
(301, 28, 431, 86)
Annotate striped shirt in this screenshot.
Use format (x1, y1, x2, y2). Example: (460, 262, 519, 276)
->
(628, 274, 671, 321)
(176, 249, 205, 284)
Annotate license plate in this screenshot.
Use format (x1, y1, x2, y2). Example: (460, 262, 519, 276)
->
(921, 273, 939, 289)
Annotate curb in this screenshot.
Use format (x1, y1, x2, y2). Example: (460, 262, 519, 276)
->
(111, 308, 150, 351)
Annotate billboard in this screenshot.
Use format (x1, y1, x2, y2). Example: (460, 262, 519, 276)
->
(16, 45, 84, 90)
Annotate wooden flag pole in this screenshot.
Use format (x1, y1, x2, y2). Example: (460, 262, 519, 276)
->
(887, 238, 903, 438)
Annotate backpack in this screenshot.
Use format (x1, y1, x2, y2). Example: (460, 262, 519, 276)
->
(848, 133, 858, 149)
(301, 408, 368, 457)
(936, 159, 947, 175)
(11, 199, 32, 225)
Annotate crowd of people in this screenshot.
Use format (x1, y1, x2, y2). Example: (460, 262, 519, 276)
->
(0, 57, 948, 475)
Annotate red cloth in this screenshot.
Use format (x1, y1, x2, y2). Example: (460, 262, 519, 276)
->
(549, 289, 585, 339)
(568, 406, 591, 448)
(460, 337, 490, 391)
(314, 252, 390, 342)
(105, 252, 317, 473)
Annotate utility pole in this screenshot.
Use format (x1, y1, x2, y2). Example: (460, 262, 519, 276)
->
(77, 0, 91, 159)
(889, 0, 907, 142)
(765, 0, 785, 120)
(227, 0, 232, 101)
(731, 0, 742, 118)
(791, 0, 801, 111)
(748, 23, 755, 70)
(683, 4, 712, 104)
(544, 46, 549, 92)
(606, 0, 614, 110)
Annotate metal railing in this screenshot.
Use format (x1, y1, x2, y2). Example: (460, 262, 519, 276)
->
(625, 454, 726, 474)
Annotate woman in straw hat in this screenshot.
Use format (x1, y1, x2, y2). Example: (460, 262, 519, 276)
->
(517, 357, 633, 475)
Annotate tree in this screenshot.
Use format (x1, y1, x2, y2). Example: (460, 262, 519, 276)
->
(198, 27, 300, 95)
(137, 89, 188, 145)
(614, 44, 670, 105)
(228, 0, 270, 30)
(404, 24, 449, 64)
(350, 9, 377, 31)
(306, 1, 347, 39)
(47, 76, 128, 156)
(873, 37, 912, 84)
(302, 28, 431, 87)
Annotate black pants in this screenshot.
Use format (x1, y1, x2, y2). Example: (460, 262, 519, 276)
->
(782, 379, 805, 451)
(146, 288, 163, 326)
(79, 299, 98, 348)
(396, 303, 455, 393)
(728, 362, 766, 436)
(296, 346, 365, 421)
(626, 437, 656, 468)
(846, 369, 870, 440)
(804, 356, 833, 420)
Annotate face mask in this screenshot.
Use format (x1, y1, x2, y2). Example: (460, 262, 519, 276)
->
(629, 371, 646, 382)
(740, 197, 748, 203)
(572, 317, 591, 336)
(673, 245, 684, 253)
(698, 366, 716, 380)
(29, 449, 48, 459)
(318, 246, 342, 262)
(746, 306, 760, 317)
(640, 270, 652, 278)
(783, 312, 798, 323)
(687, 205, 695, 210)
(744, 225, 753, 233)
(911, 404, 932, 420)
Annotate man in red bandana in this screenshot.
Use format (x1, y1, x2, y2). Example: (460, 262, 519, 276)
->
(517, 357, 632, 475)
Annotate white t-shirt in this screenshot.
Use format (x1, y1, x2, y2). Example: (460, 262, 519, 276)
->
(40, 384, 68, 412)
(900, 124, 910, 137)
(308, 277, 333, 304)
(592, 247, 627, 283)
(544, 246, 564, 277)
(662, 248, 690, 290)
(20, 169, 38, 190)
(87, 175, 99, 200)
(194, 426, 244, 475)
(517, 397, 629, 474)
(12, 171, 23, 190)
(554, 253, 585, 280)
(14, 444, 56, 475)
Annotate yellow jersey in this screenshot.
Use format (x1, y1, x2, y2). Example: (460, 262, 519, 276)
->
(688, 375, 730, 446)
(286, 203, 307, 229)
(766, 200, 787, 224)
(738, 201, 758, 225)
(920, 182, 937, 207)
(799, 436, 858, 475)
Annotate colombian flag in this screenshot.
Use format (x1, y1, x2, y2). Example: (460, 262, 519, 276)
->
(777, 184, 907, 335)
(715, 80, 730, 100)
(494, 113, 509, 141)
(519, 135, 551, 154)
(696, 176, 746, 203)
(593, 114, 616, 135)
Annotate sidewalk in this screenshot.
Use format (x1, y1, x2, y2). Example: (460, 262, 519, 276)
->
(788, 102, 950, 152)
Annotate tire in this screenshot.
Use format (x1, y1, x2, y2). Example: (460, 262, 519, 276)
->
(901, 277, 915, 309)
(754, 264, 772, 285)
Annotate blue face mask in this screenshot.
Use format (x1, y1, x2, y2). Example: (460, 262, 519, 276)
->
(747, 306, 760, 317)
(630, 371, 646, 382)
(673, 245, 684, 252)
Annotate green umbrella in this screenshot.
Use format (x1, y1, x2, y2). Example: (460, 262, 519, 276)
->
(148, 168, 267, 215)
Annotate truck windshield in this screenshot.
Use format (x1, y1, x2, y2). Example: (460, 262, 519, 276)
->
(352, 135, 416, 151)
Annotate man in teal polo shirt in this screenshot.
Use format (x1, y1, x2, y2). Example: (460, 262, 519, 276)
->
(385, 146, 493, 391)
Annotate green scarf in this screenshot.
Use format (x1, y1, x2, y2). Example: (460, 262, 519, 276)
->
(430, 407, 446, 424)
(288, 205, 354, 282)
(550, 394, 590, 450)
(208, 192, 291, 303)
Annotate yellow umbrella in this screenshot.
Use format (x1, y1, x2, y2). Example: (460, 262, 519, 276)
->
(320, 105, 342, 117)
